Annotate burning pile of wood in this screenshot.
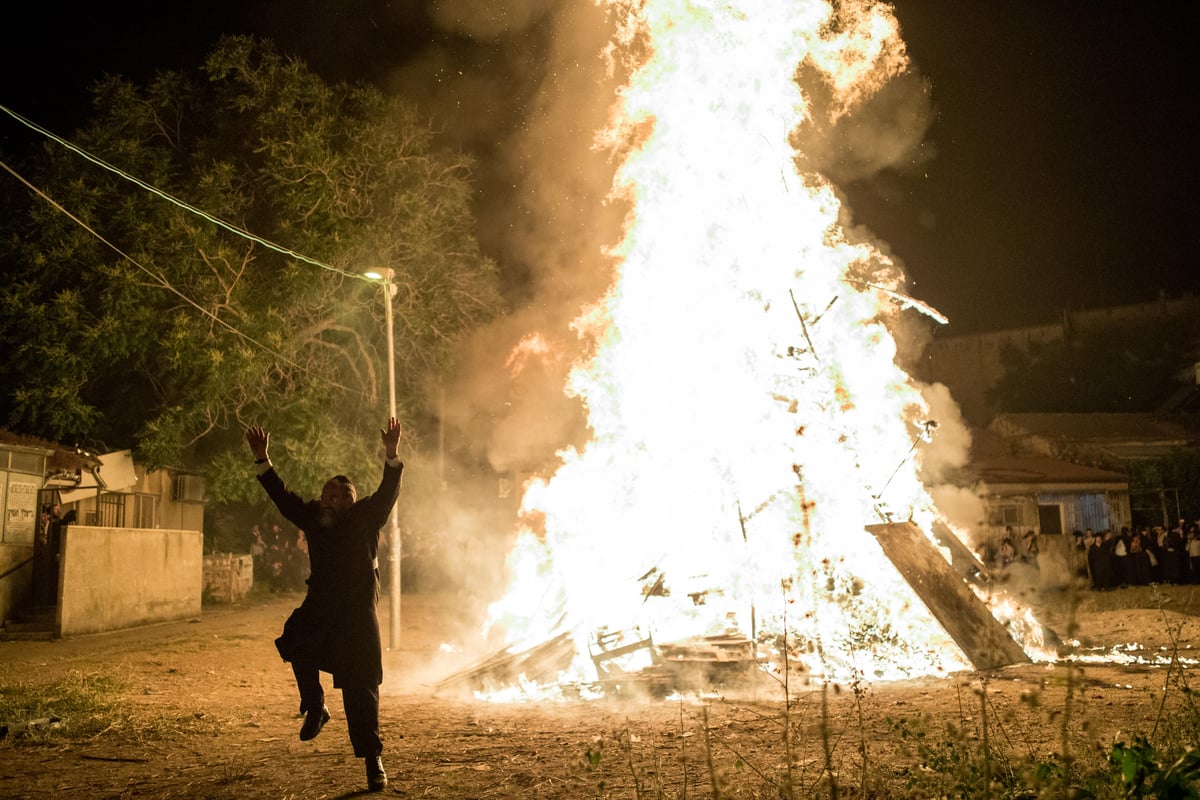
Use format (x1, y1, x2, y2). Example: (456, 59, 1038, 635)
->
(436, 521, 1050, 698)
(436, 625, 761, 697)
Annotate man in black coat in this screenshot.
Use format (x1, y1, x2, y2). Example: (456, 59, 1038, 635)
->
(246, 418, 403, 793)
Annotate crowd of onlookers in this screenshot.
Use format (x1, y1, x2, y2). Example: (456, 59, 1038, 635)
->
(247, 521, 450, 594)
(1074, 522, 1200, 589)
(249, 523, 310, 592)
(993, 527, 1041, 569)
(988, 521, 1200, 590)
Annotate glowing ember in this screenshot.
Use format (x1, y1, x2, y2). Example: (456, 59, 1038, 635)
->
(483, 0, 989, 694)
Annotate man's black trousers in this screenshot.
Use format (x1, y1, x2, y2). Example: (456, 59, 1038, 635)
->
(293, 663, 382, 757)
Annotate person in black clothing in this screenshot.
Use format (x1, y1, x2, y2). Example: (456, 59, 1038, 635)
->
(1087, 530, 1117, 590)
(1161, 521, 1187, 584)
(1189, 523, 1200, 584)
(1124, 531, 1153, 586)
(246, 418, 403, 793)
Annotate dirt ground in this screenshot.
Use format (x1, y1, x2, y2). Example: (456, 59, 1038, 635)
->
(2, 586, 1199, 799)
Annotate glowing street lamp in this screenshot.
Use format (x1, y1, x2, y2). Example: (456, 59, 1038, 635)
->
(364, 268, 401, 650)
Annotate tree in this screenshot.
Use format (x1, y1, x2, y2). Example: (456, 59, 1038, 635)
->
(986, 318, 1200, 414)
(0, 36, 503, 507)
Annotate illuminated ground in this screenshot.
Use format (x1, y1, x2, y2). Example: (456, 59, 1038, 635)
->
(1, 587, 1197, 798)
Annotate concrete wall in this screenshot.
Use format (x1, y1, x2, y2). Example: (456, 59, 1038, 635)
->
(58, 526, 202, 637)
(202, 553, 253, 603)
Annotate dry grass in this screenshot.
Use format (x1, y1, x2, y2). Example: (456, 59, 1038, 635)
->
(0, 669, 219, 746)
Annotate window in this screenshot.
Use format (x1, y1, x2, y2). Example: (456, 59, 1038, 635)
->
(172, 474, 205, 503)
(989, 505, 1022, 527)
(10, 452, 44, 474)
(1037, 503, 1064, 535)
(133, 494, 157, 528)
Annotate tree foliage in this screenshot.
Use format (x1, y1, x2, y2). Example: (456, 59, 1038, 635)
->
(0, 36, 503, 503)
(986, 318, 1200, 414)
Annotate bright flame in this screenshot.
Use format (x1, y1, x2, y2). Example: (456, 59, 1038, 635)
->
(486, 0, 979, 692)
(506, 332, 558, 376)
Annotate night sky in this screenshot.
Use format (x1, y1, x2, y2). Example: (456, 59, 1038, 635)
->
(2, 0, 1195, 333)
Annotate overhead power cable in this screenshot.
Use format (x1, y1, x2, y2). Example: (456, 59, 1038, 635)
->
(0, 102, 369, 283)
(0, 157, 369, 400)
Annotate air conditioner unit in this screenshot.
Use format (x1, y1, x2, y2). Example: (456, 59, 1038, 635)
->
(172, 474, 206, 503)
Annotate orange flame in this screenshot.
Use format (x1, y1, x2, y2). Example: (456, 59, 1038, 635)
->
(505, 332, 557, 377)
(485, 0, 978, 693)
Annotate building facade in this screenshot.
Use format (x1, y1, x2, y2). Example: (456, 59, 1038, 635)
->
(0, 432, 207, 635)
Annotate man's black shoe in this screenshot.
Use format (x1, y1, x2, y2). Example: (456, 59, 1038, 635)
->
(366, 756, 388, 792)
(299, 705, 330, 741)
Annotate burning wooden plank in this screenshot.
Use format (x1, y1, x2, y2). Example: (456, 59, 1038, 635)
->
(435, 623, 763, 698)
(435, 631, 577, 695)
(929, 519, 993, 589)
(866, 522, 1030, 670)
(648, 634, 758, 692)
(659, 635, 755, 663)
(590, 627, 657, 679)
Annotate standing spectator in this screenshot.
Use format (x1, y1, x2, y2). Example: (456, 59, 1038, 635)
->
(250, 525, 267, 585)
(1082, 529, 1096, 550)
(1146, 526, 1166, 582)
(1109, 529, 1129, 588)
(1088, 530, 1117, 590)
(1187, 523, 1200, 584)
(1162, 521, 1186, 584)
(1077, 529, 1091, 581)
(1020, 529, 1039, 565)
(996, 537, 1017, 569)
(1124, 531, 1153, 586)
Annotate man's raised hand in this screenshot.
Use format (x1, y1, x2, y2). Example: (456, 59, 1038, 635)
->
(246, 426, 270, 461)
(381, 417, 402, 459)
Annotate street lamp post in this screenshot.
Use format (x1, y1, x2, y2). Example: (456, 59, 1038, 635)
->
(364, 268, 401, 650)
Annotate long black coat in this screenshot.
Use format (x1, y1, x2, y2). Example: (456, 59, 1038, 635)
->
(259, 461, 403, 688)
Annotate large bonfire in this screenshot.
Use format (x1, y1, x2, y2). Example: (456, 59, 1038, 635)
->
(481, 0, 986, 693)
